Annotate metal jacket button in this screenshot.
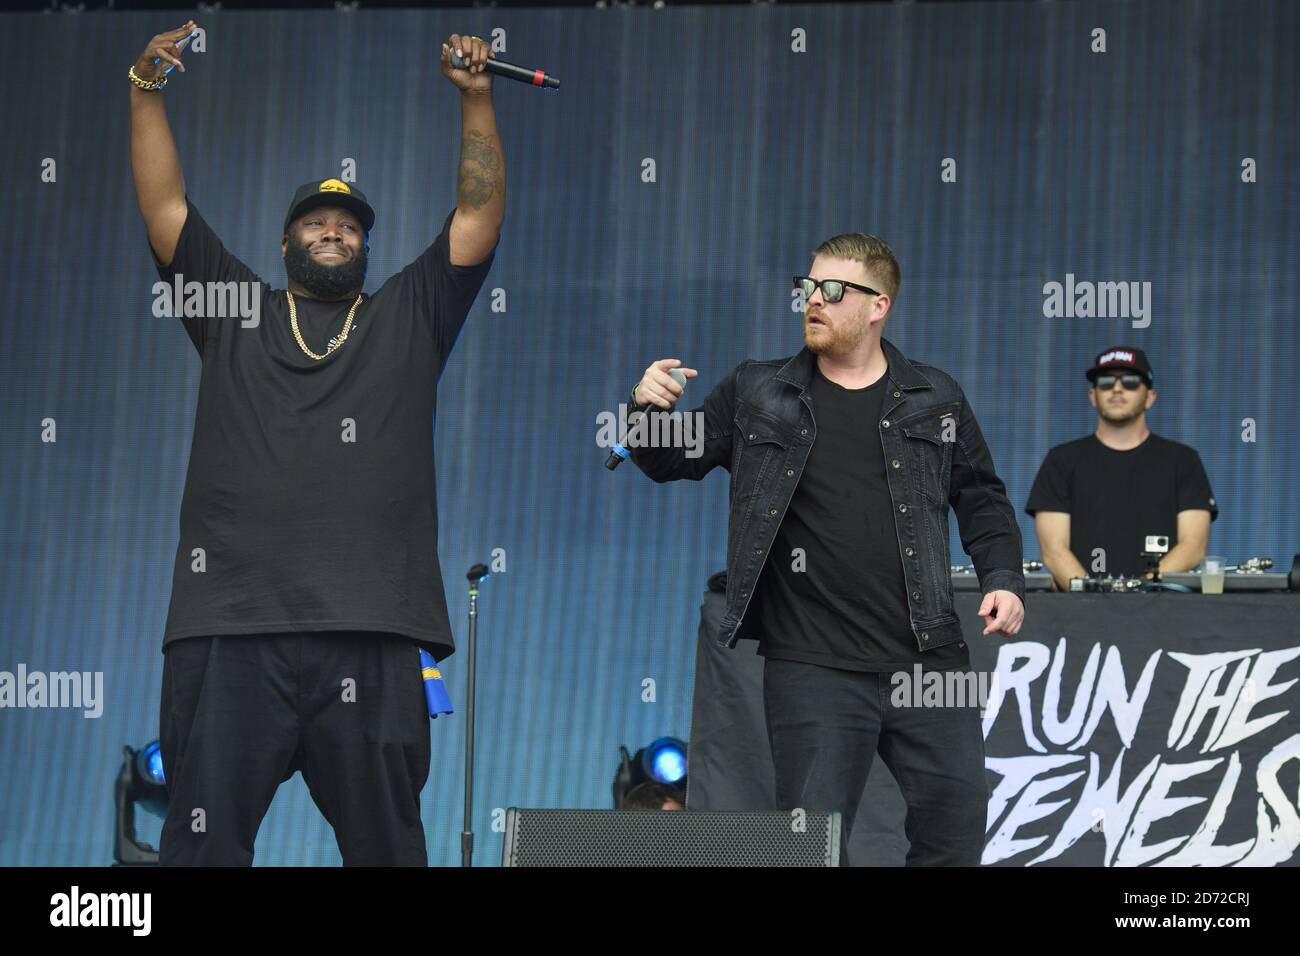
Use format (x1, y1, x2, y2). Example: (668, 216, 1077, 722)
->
(882, 420, 891, 428)
(899, 504, 907, 513)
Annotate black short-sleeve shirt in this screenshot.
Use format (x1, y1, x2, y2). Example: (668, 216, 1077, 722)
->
(150, 197, 495, 659)
(1025, 433, 1218, 576)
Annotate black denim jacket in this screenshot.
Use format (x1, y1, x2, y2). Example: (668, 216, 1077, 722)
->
(629, 338, 1025, 651)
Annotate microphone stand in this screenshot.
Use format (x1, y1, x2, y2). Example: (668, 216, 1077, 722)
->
(461, 562, 489, 867)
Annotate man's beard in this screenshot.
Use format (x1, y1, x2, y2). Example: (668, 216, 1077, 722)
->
(804, 310, 870, 358)
(283, 237, 368, 300)
(1098, 398, 1145, 424)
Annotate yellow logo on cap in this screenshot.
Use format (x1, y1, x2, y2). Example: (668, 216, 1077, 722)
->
(319, 178, 352, 194)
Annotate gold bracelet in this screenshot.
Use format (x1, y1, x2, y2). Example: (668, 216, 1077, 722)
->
(128, 65, 167, 91)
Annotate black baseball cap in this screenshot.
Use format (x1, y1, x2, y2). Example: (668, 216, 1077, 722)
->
(284, 178, 376, 235)
(1085, 346, 1154, 387)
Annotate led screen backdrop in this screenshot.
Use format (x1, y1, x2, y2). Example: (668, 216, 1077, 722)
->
(0, 1, 1296, 864)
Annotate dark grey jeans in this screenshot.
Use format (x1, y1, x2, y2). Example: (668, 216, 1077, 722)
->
(762, 657, 988, 866)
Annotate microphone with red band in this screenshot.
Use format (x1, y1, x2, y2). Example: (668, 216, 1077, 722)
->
(449, 49, 560, 90)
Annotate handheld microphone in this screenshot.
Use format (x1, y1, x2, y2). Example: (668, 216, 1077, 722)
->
(605, 369, 687, 470)
(449, 50, 560, 90)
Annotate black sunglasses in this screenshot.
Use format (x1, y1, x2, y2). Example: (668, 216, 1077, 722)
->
(793, 275, 879, 304)
(1094, 373, 1147, 391)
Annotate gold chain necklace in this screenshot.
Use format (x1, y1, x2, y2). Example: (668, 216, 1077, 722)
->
(286, 290, 363, 361)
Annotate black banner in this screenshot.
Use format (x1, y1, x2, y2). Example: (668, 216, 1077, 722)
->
(688, 589, 1300, 866)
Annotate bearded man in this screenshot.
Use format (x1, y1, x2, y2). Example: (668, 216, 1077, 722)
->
(129, 22, 504, 865)
(620, 233, 1026, 865)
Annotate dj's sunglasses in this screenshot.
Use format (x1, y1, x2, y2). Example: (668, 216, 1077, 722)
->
(1094, 373, 1147, 391)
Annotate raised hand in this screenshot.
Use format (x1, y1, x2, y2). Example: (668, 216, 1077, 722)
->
(134, 21, 197, 84)
(440, 33, 494, 95)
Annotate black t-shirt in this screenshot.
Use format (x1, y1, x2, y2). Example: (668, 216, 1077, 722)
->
(1025, 433, 1218, 577)
(150, 197, 495, 659)
(756, 364, 968, 672)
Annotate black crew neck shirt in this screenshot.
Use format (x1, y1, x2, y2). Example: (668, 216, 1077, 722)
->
(756, 363, 969, 672)
(150, 197, 495, 659)
(1025, 433, 1218, 577)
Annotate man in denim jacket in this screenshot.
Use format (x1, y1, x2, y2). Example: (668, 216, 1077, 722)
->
(624, 233, 1025, 865)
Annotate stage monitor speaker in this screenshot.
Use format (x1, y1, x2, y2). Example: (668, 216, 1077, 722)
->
(501, 808, 841, 866)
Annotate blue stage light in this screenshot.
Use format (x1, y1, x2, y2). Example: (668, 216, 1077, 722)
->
(137, 740, 166, 786)
(114, 739, 171, 863)
(643, 737, 687, 784)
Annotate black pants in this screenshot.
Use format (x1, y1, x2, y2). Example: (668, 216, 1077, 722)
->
(158, 631, 431, 866)
(763, 657, 988, 866)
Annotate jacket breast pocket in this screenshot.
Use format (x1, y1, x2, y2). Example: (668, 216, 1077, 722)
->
(900, 413, 956, 503)
(733, 406, 791, 506)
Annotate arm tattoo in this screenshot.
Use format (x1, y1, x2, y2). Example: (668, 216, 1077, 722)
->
(457, 129, 503, 209)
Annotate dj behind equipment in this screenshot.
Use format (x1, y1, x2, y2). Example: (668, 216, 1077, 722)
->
(1022, 346, 1227, 588)
(949, 554, 1300, 593)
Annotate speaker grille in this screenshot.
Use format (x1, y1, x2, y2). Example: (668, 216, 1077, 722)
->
(501, 809, 840, 867)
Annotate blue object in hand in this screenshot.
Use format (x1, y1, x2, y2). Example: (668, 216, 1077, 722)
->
(420, 648, 454, 719)
(152, 31, 196, 77)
